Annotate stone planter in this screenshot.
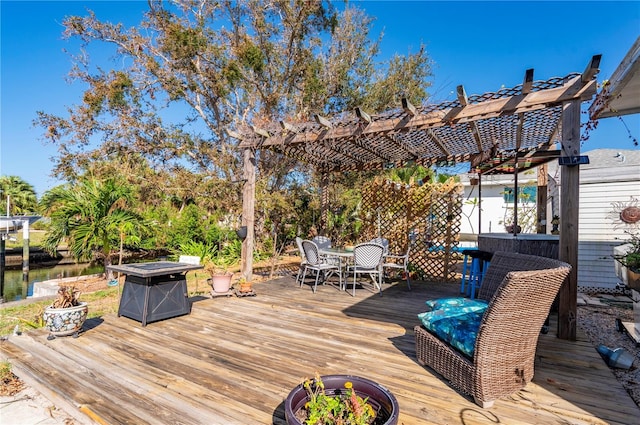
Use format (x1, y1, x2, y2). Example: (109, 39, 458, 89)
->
(43, 302, 88, 337)
(284, 374, 399, 425)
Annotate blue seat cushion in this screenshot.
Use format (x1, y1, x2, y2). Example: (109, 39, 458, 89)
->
(418, 301, 488, 358)
(425, 297, 488, 313)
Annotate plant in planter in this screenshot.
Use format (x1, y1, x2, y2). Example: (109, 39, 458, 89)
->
(236, 277, 253, 294)
(614, 231, 640, 290)
(42, 286, 88, 339)
(205, 257, 233, 293)
(285, 373, 399, 425)
(551, 215, 560, 235)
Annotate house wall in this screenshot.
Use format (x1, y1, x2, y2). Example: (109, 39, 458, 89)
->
(458, 148, 640, 293)
(459, 174, 539, 238)
(573, 150, 640, 293)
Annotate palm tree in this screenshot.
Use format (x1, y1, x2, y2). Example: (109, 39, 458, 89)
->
(0, 175, 38, 214)
(40, 177, 146, 279)
(386, 165, 434, 185)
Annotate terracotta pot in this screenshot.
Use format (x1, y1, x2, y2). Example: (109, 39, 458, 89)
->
(627, 269, 640, 291)
(210, 274, 232, 293)
(284, 374, 399, 425)
(239, 281, 253, 293)
(43, 302, 88, 337)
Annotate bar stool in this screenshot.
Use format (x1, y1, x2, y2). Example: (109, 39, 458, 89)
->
(460, 249, 493, 299)
(459, 248, 478, 295)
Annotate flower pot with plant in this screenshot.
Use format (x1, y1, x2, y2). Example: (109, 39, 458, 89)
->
(205, 257, 233, 294)
(284, 373, 399, 425)
(42, 286, 88, 339)
(237, 277, 253, 294)
(614, 231, 640, 290)
(551, 215, 560, 235)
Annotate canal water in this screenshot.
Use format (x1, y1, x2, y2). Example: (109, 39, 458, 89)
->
(1, 263, 104, 303)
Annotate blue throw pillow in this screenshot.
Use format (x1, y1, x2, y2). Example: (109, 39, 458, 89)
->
(418, 309, 485, 358)
(425, 297, 488, 314)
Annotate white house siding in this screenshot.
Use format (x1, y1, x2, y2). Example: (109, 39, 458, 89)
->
(458, 148, 640, 293)
(459, 174, 539, 237)
(576, 150, 640, 293)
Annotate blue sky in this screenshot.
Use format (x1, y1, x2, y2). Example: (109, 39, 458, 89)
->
(1, 1, 639, 197)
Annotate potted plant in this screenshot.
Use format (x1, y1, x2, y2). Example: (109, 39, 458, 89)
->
(504, 223, 521, 234)
(205, 257, 233, 293)
(614, 231, 640, 290)
(551, 215, 560, 235)
(42, 286, 88, 339)
(284, 373, 399, 425)
(237, 277, 253, 294)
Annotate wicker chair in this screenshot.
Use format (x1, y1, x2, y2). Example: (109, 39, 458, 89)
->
(414, 251, 571, 408)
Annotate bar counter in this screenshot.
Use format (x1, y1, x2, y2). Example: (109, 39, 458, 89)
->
(478, 233, 559, 259)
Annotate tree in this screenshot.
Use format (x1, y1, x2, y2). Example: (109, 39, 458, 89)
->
(39, 177, 147, 279)
(0, 176, 38, 215)
(33, 1, 433, 254)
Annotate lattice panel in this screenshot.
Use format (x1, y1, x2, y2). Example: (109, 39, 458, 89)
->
(360, 178, 463, 282)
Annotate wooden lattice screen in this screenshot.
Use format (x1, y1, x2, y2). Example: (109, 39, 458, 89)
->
(360, 178, 463, 282)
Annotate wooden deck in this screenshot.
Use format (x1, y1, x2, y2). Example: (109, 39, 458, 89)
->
(1, 276, 638, 424)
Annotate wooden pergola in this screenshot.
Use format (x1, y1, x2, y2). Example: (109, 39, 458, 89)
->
(233, 55, 602, 340)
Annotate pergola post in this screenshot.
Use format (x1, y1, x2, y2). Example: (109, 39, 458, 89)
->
(537, 163, 548, 234)
(241, 147, 256, 281)
(557, 100, 581, 340)
(319, 172, 330, 235)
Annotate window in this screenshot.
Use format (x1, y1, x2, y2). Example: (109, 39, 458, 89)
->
(503, 186, 537, 203)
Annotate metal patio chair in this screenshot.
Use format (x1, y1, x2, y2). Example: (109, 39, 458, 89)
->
(382, 244, 411, 290)
(295, 237, 307, 286)
(346, 242, 385, 296)
(300, 240, 342, 293)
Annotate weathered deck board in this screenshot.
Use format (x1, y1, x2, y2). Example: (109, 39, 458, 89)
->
(1, 277, 638, 425)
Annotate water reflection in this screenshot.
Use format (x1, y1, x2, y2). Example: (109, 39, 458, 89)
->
(2, 263, 104, 303)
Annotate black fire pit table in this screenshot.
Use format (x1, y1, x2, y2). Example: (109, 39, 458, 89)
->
(107, 261, 203, 326)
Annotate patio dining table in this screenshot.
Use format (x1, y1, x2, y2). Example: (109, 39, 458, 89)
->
(319, 247, 355, 290)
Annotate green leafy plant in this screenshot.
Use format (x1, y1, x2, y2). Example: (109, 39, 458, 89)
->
(298, 373, 376, 425)
(178, 240, 217, 263)
(614, 231, 640, 272)
(204, 254, 232, 276)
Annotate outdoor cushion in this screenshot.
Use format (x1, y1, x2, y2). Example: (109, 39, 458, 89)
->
(418, 309, 485, 358)
(425, 297, 488, 313)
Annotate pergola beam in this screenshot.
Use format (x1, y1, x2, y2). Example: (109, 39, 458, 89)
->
(241, 65, 599, 150)
(402, 97, 417, 116)
(457, 85, 484, 152)
(226, 128, 244, 140)
(515, 68, 531, 150)
(427, 129, 451, 156)
(314, 114, 333, 129)
(522, 68, 534, 95)
(382, 133, 421, 158)
(355, 107, 372, 124)
(582, 54, 602, 83)
(252, 125, 270, 139)
(350, 134, 394, 162)
(279, 120, 298, 134)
